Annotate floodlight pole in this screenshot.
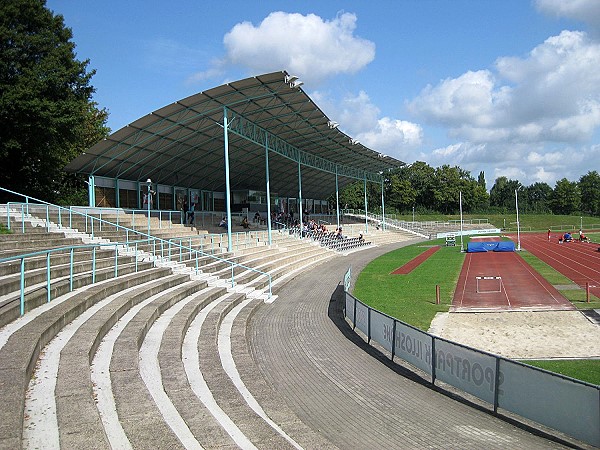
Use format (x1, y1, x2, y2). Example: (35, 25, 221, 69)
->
(459, 191, 464, 251)
(515, 189, 521, 251)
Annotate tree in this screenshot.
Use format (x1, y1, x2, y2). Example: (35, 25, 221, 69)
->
(489, 177, 522, 211)
(387, 174, 416, 212)
(0, 0, 109, 203)
(394, 161, 435, 210)
(522, 182, 552, 213)
(579, 171, 600, 216)
(477, 171, 486, 190)
(550, 178, 581, 215)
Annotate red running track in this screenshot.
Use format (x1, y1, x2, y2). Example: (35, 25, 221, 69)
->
(510, 232, 600, 299)
(452, 238, 574, 312)
(391, 246, 440, 274)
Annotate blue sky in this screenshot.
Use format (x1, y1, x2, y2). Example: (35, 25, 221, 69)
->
(47, 0, 600, 190)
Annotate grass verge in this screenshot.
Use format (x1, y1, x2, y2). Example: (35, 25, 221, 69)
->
(353, 239, 462, 330)
(519, 360, 600, 386)
(353, 235, 599, 384)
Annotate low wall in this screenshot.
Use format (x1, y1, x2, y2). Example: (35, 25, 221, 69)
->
(343, 277, 599, 447)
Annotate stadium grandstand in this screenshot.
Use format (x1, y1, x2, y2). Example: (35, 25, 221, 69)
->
(0, 71, 587, 449)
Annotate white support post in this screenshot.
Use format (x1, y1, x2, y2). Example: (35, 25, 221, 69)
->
(223, 107, 233, 252)
(298, 161, 303, 233)
(364, 175, 368, 233)
(381, 177, 385, 231)
(265, 136, 272, 245)
(335, 166, 340, 229)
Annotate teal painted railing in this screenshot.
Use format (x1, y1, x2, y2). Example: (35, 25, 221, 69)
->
(0, 187, 272, 313)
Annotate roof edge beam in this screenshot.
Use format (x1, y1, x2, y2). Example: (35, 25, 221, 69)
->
(227, 112, 382, 183)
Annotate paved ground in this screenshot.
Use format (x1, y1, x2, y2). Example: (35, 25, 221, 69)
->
(248, 241, 576, 449)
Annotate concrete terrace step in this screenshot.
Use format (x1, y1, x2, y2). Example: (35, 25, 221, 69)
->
(24, 275, 189, 448)
(98, 277, 208, 449)
(0, 247, 116, 276)
(0, 266, 172, 449)
(49, 274, 199, 448)
(0, 253, 136, 296)
(229, 245, 329, 287)
(0, 260, 155, 329)
(247, 249, 334, 293)
(156, 287, 237, 449)
(197, 293, 297, 449)
(0, 235, 84, 252)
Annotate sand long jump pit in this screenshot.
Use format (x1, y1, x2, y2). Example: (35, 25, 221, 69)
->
(430, 237, 600, 359)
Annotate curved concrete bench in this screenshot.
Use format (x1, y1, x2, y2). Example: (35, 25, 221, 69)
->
(109, 278, 210, 449)
(55, 273, 198, 448)
(0, 266, 170, 449)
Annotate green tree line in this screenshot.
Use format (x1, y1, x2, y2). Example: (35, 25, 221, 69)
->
(335, 162, 600, 217)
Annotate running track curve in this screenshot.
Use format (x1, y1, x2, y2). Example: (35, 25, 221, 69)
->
(512, 233, 600, 299)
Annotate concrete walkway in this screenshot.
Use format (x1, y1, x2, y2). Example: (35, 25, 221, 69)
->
(247, 241, 574, 449)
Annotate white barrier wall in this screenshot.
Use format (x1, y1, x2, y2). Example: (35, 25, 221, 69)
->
(499, 359, 600, 446)
(343, 291, 600, 447)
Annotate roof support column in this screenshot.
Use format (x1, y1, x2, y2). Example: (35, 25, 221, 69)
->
(265, 136, 272, 245)
(298, 161, 303, 234)
(115, 178, 120, 209)
(223, 107, 233, 252)
(335, 166, 340, 229)
(381, 177, 386, 231)
(364, 175, 369, 234)
(88, 175, 95, 207)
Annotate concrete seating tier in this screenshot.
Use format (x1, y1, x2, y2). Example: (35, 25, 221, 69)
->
(0, 207, 357, 448)
(0, 265, 173, 448)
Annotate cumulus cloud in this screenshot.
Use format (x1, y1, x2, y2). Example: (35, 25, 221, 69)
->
(356, 118, 423, 156)
(407, 71, 498, 127)
(535, 0, 600, 31)
(312, 90, 422, 160)
(408, 29, 600, 148)
(432, 140, 600, 189)
(220, 11, 375, 84)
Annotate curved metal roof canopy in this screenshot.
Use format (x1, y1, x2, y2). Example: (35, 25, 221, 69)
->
(66, 71, 405, 200)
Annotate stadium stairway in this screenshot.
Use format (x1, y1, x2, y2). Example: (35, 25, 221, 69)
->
(0, 205, 417, 448)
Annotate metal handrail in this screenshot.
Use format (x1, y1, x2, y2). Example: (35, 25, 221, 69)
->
(1, 187, 272, 302)
(0, 240, 153, 316)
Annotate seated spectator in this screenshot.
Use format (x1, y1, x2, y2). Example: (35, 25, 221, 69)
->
(358, 233, 364, 242)
(241, 217, 250, 229)
(218, 217, 227, 228)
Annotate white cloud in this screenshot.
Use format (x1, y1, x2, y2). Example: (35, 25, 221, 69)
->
(356, 118, 423, 155)
(535, 0, 600, 31)
(220, 11, 375, 84)
(312, 90, 422, 160)
(407, 30, 600, 148)
(407, 70, 497, 127)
